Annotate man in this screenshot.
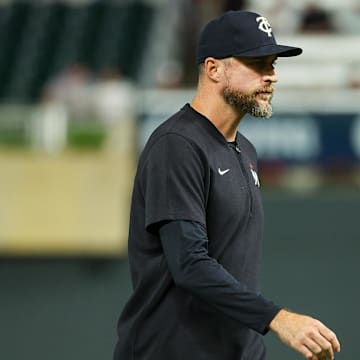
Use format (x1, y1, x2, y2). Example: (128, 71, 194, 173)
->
(114, 11, 341, 360)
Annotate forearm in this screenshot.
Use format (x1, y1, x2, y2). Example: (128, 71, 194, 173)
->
(159, 220, 281, 334)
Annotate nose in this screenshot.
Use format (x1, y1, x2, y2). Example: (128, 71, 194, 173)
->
(264, 67, 278, 84)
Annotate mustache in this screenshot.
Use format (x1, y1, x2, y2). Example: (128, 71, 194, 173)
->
(254, 85, 275, 95)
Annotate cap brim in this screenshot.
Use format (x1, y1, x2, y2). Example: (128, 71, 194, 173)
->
(235, 44, 303, 58)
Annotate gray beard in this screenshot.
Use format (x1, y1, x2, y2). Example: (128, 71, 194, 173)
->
(223, 86, 273, 118)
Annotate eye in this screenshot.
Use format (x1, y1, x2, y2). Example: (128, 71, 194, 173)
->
(242, 57, 277, 70)
(249, 59, 265, 68)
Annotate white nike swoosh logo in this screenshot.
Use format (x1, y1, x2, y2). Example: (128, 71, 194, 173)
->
(218, 168, 230, 176)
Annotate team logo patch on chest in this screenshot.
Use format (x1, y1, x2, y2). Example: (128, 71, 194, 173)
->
(249, 163, 260, 188)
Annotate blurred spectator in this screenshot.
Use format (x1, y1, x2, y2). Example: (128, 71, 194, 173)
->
(299, 4, 335, 33)
(249, 0, 302, 34)
(91, 66, 136, 154)
(155, 60, 184, 89)
(31, 99, 68, 155)
(334, 3, 360, 34)
(33, 63, 92, 154)
(43, 63, 93, 119)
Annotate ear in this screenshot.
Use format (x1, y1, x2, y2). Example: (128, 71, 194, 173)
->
(203, 57, 223, 82)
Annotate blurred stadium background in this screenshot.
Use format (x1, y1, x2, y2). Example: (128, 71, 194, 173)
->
(0, 0, 359, 359)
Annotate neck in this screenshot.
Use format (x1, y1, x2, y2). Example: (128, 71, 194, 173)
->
(191, 92, 245, 142)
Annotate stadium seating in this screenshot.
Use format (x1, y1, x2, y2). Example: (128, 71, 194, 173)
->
(0, 1, 153, 102)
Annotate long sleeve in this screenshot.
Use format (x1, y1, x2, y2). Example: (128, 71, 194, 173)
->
(159, 220, 282, 335)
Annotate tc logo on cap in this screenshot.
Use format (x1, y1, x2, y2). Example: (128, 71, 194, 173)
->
(256, 16, 272, 37)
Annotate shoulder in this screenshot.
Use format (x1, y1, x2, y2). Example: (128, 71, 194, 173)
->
(141, 105, 208, 163)
(138, 132, 207, 181)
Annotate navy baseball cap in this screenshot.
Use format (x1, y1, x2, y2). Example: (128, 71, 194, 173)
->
(197, 11, 302, 63)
